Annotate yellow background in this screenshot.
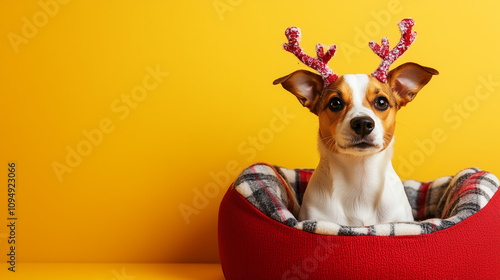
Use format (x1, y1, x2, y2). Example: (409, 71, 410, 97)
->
(1, 0, 500, 271)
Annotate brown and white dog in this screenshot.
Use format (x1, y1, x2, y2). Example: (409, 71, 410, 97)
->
(274, 19, 438, 226)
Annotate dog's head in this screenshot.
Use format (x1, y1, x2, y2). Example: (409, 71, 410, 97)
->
(274, 19, 438, 156)
(273, 63, 438, 156)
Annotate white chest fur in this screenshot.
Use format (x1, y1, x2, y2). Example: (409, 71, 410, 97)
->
(298, 138, 414, 226)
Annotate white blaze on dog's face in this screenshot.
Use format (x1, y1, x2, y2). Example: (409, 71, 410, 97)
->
(318, 74, 396, 156)
(273, 62, 438, 156)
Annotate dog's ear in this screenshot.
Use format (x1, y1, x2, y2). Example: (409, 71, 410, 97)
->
(273, 70, 324, 115)
(387, 62, 439, 108)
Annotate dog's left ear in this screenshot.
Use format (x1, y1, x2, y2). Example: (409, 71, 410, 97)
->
(273, 70, 324, 115)
(387, 62, 439, 108)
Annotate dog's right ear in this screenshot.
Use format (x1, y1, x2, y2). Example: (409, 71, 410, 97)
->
(273, 70, 324, 115)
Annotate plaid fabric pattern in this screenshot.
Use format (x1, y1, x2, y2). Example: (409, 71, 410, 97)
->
(233, 163, 499, 236)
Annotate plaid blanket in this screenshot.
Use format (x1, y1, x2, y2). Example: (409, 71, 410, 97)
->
(233, 163, 499, 236)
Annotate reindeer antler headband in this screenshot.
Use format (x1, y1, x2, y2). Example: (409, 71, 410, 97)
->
(282, 18, 417, 86)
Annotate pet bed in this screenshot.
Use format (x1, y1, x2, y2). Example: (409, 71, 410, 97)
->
(218, 163, 500, 279)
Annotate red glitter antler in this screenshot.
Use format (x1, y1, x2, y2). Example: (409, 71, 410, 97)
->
(369, 18, 417, 83)
(283, 27, 338, 87)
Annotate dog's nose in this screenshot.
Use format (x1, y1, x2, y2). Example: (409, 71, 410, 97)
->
(350, 117, 374, 137)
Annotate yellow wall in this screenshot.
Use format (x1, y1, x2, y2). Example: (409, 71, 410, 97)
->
(1, 0, 500, 264)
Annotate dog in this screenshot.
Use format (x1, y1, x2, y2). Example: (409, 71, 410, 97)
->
(273, 19, 438, 226)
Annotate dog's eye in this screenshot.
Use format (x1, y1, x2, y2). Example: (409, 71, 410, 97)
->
(328, 97, 344, 112)
(374, 96, 389, 111)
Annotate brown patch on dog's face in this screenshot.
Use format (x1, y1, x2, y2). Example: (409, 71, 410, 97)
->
(316, 75, 400, 154)
(273, 63, 438, 155)
(315, 77, 349, 153)
(363, 76, 399, 150)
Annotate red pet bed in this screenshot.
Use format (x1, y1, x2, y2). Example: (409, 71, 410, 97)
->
(218, 163, 500, 279)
